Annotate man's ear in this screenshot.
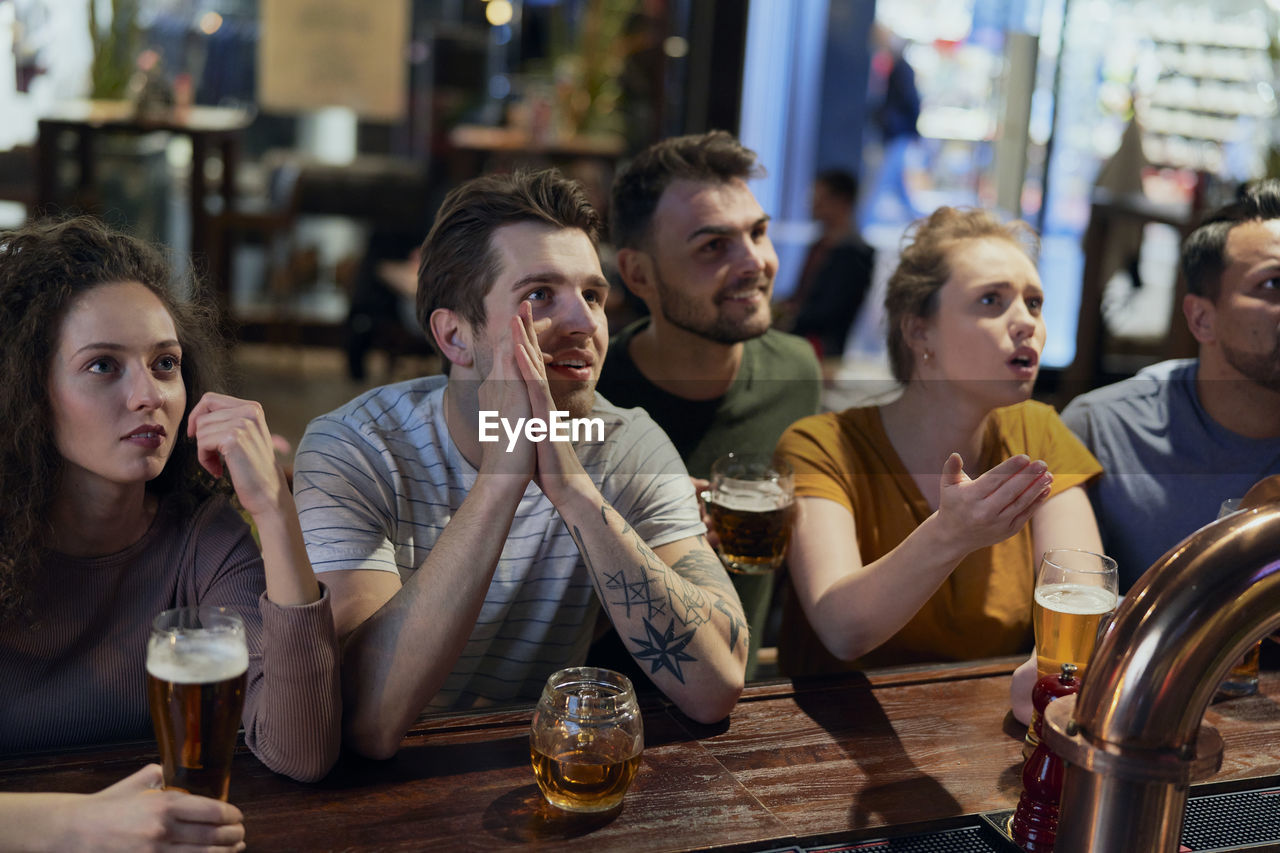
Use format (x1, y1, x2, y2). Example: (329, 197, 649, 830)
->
(430, 308, 473, 368)
(1183, 293, 1216, 345)
(616, 248, 656, 301)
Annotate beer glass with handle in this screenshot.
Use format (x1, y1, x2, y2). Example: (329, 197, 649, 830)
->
(705, 453, 795, 574)
(530, 667, 643, 813)
(1033, 549, 1119, 680)
(147, 607, 249, 801)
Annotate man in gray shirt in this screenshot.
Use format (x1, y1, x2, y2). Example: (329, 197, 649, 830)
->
(1062, 180, 1280, 590)
(293, 170, 747, 759)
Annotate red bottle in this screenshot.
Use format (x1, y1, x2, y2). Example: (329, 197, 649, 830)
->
(1010, 663, 1080, 852)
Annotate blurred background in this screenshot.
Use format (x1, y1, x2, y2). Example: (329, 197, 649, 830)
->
(2, 0, 1278, 445)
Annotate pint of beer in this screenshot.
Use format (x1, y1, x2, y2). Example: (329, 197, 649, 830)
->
(705, 454, 795, 574)
(1033, 549, 1119, 680)
(530, 667, 644, 813)
(146, 607, 249, 801)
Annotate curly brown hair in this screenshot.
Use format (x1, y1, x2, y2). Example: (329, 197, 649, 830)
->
(0, 216, 227, 614)
(884, 207, 1039, 382)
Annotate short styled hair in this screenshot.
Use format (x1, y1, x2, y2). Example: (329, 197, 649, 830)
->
(416, 169, 600, 366)
(610, 130, 765, 250)
(0, 215, 226, 614)
(884, 207, 1038, 383)
(1181, 179, 1280, 302)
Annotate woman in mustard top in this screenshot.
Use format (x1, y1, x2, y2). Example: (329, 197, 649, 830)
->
(776, 208, 1103, 711)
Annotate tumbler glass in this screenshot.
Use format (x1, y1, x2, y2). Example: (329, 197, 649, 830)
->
(530, 667, 644, 813)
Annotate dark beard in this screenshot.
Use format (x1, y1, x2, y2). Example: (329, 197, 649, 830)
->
(660, 302, 770, 344)
(1222, 340, 1280, 393)
(653, 267, 773, 345)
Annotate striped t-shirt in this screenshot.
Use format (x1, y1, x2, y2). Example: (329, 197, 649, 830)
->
(293, 375, 704, 711)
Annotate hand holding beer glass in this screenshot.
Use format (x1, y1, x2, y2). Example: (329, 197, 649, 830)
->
(147, 607, 249, 801)
(530, 667, 643, 813)
(1033, 549, 1119, 680)
(704, 454, 795, 574)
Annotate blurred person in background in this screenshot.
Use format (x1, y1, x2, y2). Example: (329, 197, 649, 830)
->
(862, 23, 923, 225)
(779, 168, 876, 361)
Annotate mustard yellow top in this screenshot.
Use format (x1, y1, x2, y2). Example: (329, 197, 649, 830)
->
(776, 400, 1102, 675)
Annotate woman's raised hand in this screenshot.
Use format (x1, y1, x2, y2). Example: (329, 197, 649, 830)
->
(936, 453, 1052, 552)
(186, 391, 320, 606)
(187, 392, 288, 519)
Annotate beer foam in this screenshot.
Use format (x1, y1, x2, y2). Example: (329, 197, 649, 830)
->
(710, 483, 792, 513)
(146, 635, 249, 684)
(1035, 583, 1117, 615)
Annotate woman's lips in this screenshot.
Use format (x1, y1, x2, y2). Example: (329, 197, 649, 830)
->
(122, 426, 166, 450)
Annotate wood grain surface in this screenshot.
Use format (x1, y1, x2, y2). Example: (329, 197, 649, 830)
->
(1, 660, 1276, 851)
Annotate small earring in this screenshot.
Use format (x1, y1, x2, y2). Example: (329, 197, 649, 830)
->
(922, 350, 933, 361)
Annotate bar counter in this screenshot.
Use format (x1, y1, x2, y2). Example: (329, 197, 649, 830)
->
(2, 658, 1277, 851)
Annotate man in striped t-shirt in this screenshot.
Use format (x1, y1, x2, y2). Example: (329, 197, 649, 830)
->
(294, 170, 748, 759)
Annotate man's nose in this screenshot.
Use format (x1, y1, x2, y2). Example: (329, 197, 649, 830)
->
(556, 291, 601, 336)
(735, 235, 772, 278)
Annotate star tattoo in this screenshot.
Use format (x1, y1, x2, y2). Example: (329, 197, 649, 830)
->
(631, 618, 698, 683)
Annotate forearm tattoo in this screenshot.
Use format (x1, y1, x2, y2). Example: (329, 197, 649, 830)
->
(714, 599, 747, 654)
(671, 535, 740, 601)
(569, 505, 748, 681)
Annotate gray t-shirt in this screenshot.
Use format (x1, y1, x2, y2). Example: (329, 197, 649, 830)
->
(293, 375, 704, 711)
(1062, 359, 1280, 590)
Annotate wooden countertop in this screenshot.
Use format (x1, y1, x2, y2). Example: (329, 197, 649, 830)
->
(2, 658, 1276, 851)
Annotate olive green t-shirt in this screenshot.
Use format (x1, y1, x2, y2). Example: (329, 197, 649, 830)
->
(598, 320, 823, 478)
(595, 320, 822, 678)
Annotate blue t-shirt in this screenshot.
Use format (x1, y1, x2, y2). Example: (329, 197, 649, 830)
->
(1062, 359, 1280, 590)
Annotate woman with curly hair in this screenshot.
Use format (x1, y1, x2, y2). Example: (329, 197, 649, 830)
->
(0, 217, 340, 851)
(776, 207, 1104, 701)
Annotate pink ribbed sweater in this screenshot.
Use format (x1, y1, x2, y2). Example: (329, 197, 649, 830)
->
(0, 494, 342, 782)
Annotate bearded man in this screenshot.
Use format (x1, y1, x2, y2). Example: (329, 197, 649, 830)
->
(596, 131, 821, 678)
